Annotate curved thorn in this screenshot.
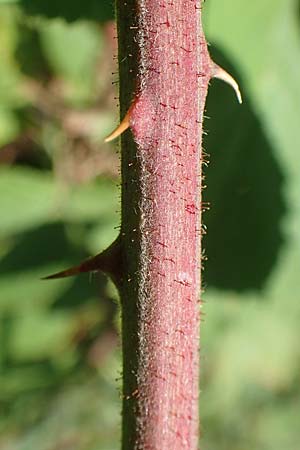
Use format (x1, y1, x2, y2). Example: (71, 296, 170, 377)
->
(211, 63, 242, 104)
(104, 109, 131, 143)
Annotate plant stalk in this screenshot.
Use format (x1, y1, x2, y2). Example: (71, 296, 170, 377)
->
(117, 1, 211, 449)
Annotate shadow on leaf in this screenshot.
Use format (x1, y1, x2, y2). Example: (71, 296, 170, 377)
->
(19, 0, 114, 23)
(0, 222, 110, 306)
(203, 46, 287, 292)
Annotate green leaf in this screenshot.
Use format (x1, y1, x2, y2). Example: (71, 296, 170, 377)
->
(0, 167, 119, 235)
(10, 311, 74, 361)
(205, 0, 300, 297)
(0, 267, 72, 312)
(201, 3, 300, 449)
(38, 19, 102, 103)
(19, 0, 115, 23)
(0, 7, 25, 145)
(63, 181, 119, 224)
(0, 108, 20, 146)
(0, 167, 57, 234)
(85, 222, 119, 255)
(5, 378, 120, 450)
(39, 19, 101, 80)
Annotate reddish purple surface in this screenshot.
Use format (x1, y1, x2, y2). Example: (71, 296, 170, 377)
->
(128, 1, 211, 448)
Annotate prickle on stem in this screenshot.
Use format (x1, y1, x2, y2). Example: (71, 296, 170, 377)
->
(42, 236, 122, 286)
(104, 62, 242, 144)
(210, 62, 243, 104)
(104, 108, 131, 143)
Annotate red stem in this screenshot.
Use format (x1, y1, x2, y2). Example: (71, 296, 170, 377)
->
(44, 2, 240, 447)
(117, 1, 211, 449)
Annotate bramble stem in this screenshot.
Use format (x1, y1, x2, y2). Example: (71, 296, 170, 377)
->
(117, 1, 211, 449)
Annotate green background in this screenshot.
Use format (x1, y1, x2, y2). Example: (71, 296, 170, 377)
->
(0, 1, 299, 449)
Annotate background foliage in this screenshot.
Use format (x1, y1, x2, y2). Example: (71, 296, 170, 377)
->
(0, 1, 299, 449)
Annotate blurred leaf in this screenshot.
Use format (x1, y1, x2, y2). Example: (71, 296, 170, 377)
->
(14, 21, 51, 79)
(201, 291, 300, 450)
(215, 307, 299, 405)
(0, 7, 25, 145)
(39, 20, 100, 78)
(202, 5, 300, 449)
(0, 167, 118, 235)
(0, 3, 118, 447)
(0, 167, 57, 234)
(10, 311, 74, 361)
(205, 0, 300, 296)
(0, 221, 114, 312)
(62, 181, 119, 224)
(3, 376, 120, 450)
(85, 222, 119, 255)
(0, 223, 84, 273)
(256, 401, 300, 450)
(0, 267, 71, 312)
(39, 19, 102, 102)
(18, 0, 115, 23)
(0, 366, 59, 401)
(0, 108, 20, 146)
(203, 56, 286, 291)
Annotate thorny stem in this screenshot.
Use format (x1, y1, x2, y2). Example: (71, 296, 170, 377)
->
(45, 1, 241, 448)
(118, 1, 210, 449)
